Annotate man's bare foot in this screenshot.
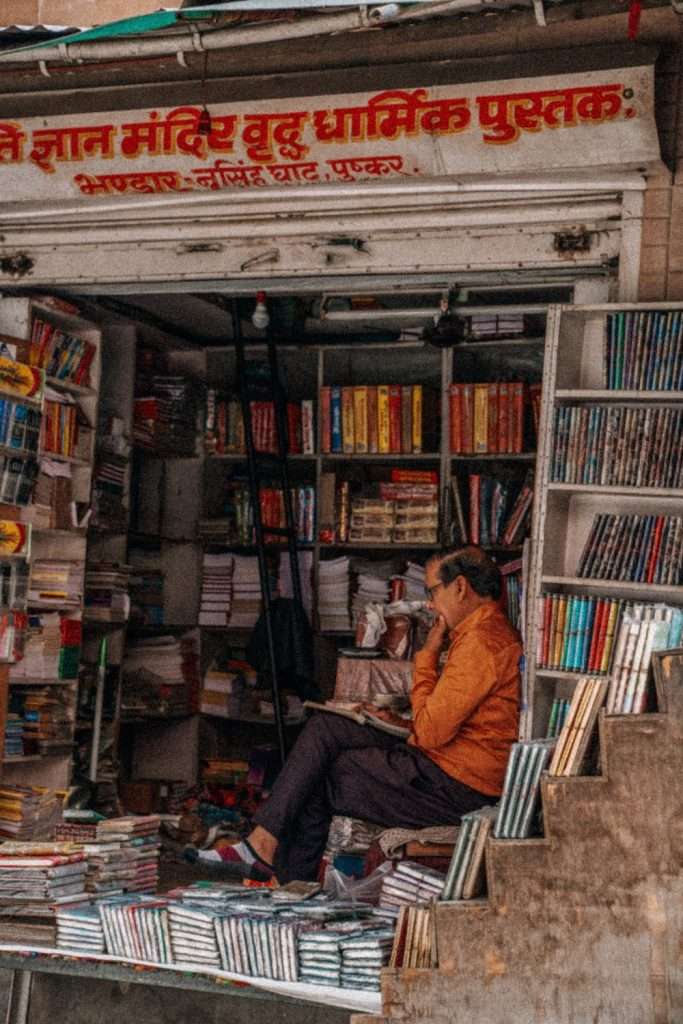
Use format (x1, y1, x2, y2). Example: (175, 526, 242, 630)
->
(247, 825, 278, 867)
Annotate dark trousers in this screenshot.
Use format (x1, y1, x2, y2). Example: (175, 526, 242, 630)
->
(252, 712, 493, 883)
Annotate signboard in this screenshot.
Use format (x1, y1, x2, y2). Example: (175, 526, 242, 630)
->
(0, 66, 658, 202)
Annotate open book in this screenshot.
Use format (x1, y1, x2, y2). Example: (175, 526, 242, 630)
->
(302, 700, 411, 739)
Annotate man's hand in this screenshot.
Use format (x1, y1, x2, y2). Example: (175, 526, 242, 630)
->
(422, 614, 448, 655)
(360, 704, 409, 729)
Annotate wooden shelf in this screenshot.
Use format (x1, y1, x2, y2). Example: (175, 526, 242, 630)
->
(451, 452, 536, 461)
(45, 376, 96, 398)
(321, 453, 439, 461)
(541, 575, 683, 596)
(547, 483, 683, 498)
(206, 453, 316, 462)
(535, 668, 601, 681)
(0, 443, 39, 461)
(39, 451, 91, 467)
(0, 388, 41, 409)
(455, 336, 545, 349)
(3, 754, 70, 764)
(320, 542, 436, 550)
(555, 389, 683, 402)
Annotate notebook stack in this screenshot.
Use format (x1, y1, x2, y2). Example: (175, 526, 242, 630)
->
(84, 562, 131, 623)
(168, 902, 222, 969)
(441, 806, 497, 901)
(318, 557, 351, 633)
(351, 563, 392, 626)
(230, 556, 263, 629)
(379, 861, 446, 911)
(56, 903, 105, 954)
(96, 816, 161, 893)
(122, 636, 192, 718)
(0, 844, 88, 945)
(198, 553, 233, 626)
(493, 740, 555, 839)
(339, 928, 395, 991)
(98, 895, 172, 961)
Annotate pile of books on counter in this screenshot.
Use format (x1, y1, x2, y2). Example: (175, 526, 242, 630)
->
(0, 843, 88, 945)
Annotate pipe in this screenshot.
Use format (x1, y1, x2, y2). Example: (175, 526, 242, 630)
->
(0, 8, 372, 65)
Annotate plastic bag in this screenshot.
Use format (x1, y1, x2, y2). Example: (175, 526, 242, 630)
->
(322, 859, 393, 904)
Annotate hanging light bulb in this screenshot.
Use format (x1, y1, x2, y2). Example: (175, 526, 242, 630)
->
(197, 106, 212, 136)
(252, 291, 270, 330)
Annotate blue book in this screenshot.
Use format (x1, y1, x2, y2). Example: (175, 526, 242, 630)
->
(633, 515, 655, 582)
(579, 598, 597, 672)
(570, 597, 587, 671)
(562, 597, 579, 671)
(330, 386, 342, 453)
(667, 607, 683, 648)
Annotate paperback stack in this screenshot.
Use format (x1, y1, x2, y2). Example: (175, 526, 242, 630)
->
(441, 805, 497, 901)
(200, 666, 244, 718)
(128, 551, 164, 626)
(493, 739, 555, 839)
(20, 685, 74, 756)
(318, 557, 352, 633)
(56, 903, 105, 954)
(96, 816, 161, 893)
(28, 560, 82, 608)
(547, 677, 608, 776)
(400, 562, 427, 602)
(80, 840, 137, 895)
(0, 844, 88, 945)
(230, 556, 263, 628)
(199, 553, 234, 626)
(577, 513, 683, 585)
(168, 901, 222, 968)
(349, 499, 394, 545)
(9, 612, 81, 681)
(0, 785, 64, 840)
(378, 861, 446, 911)
(339, 928, 395, 990)
(84, 562, 131, 623)
(351, 562, 392, 625)
(606, 603, 683, 714)
(279, 550, 314, 621)
(122, 635, 193, 718)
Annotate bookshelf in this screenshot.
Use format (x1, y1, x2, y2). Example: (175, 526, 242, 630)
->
(527, 302, 683, 738)
(0, 295, 103, 790)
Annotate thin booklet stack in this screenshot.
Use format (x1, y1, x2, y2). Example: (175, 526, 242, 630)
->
(547, 677, 608, 777)
(389, 904, 437, 969)
(441, 805, 498, 901)
(378, 861, 446, 910)
(493, 740, 555, 839)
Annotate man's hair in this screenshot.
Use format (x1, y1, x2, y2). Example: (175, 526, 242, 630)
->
(430, 545, 502, 600)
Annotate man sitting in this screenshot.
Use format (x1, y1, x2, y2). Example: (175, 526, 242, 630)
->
(216, 545, 522, 882)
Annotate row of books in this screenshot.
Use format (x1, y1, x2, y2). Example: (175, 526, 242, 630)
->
(606, 604, 680, 714)
(0, 398, 42, 455)
(0, 455, 38, 506)
(577, 513, 683, 585)
(493, 739, 554, 838)
(320, 384, 425, 455)
(199, 553, 263, 628)
(6, 685, 74, 757)
(134, 377, 200, 457)
(546, 696, 572, 738)
(548, 677, 608, 776)
(84, 562, 131, 623)
(550, 405, 683, 488)
(41, 392, 87, 460)
(441, 805, 497, 901)
(0, 784, 64, 840)
(205, 394, 315, 456)
(450, 471, 534, 548)
(448, 381, 540, 454)
(389, 904, 436, 970)
(9, 612, 81, 681)
(605, 310, 683, 391)
(30, 317, 97, 386)
(199, 483, 316, 547)
(0, 845, 88, 945)
(122, 635, 198, 718)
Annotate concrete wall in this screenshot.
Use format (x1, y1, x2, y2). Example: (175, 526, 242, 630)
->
(2, 0, 160, 27)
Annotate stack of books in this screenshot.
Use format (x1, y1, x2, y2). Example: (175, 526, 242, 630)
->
(466, 312, 526, 339)
(20, 685, 74, 756)
(84, 562, 131, 623)
(168, 902, 222, 968)
(134, 377, 200, 457)
(0, 844, 89, 945)
(91, 450, 128, 533)
(449, 381, 539, 454)
(378, 861, 446, 911)
(0, 397, 42, 454)
(551, 405, 683, 488)
(230, 555, 263, 629)
(349, 498, 394, 545)
(493, 739, 555, 839)
(199, 552, 234, 626)
(28, 560, 82, 608)
(339, 928, 395, 991)
(0, 785, 65, 840)
(577, 513, 683, 585)
(548, 677, 608, 776)
(352, 563, 392, 624)
(400, 561, 427, 601)
(9, 612, 81, 680)
(29, 317, 96, 386)
(318, 557, 351, 633)
(200, 667, 244, 718)
(128, 551, 164, 626)
(80, 839, 137, 895)
(605, 310, 683, 390)
(122, 635, 193, 718)
(441, 806, 497, 901)
(96, 816, 161, 893)
(56, 903, 105, 954)
(321, 384, 425, 455)
(606, 603, 683, 714)
(4, 714, 23, 756)
(380, 476, 439, 545)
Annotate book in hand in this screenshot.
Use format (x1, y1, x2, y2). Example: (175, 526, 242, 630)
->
(303, 700, 412, 739)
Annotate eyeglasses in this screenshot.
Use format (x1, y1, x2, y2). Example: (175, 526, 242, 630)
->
(425, 582, 444, 601)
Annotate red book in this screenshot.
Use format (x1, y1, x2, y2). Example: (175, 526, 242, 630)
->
(541, 594, 554, 667)
(529, 382, 542, 437)
(497, 382, 510, 453)
(216, 401, 226, 454)
(510, 382, 525, 453)
(592, 598, 612, 672)
(367, 386, 378, 453)
(586, 598, 606, 672)
(74, 341, 96, 386)
(320, 387, 331, 453)
(487, 383, 499, 455)
(461, 384, 474, 454)
(645, 515, 665, 584)
(449, 384, 462, 453)
(468, 473, 481, 545)
(390, 469, 438, 485)
(286, 402, 302, 453)
(388, 385, 402, 453)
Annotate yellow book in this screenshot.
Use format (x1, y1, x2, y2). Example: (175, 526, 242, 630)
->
(377, 384, 390, 454)
(341, 387, 355, 454)
(553, 596, 568, 669)
(353, 386, 368, 453)
(473, 384, 489, 454)
(411, 384, 422, 453)
(600, 600, 621, 673)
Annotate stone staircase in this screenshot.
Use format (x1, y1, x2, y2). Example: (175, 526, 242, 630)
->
(353, 666, 683, 1024)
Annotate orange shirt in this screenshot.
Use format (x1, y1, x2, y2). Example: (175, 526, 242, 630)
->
(409, 602, 521, 796)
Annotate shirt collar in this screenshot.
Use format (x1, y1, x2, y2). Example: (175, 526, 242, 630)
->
(450, 601, 499, 641)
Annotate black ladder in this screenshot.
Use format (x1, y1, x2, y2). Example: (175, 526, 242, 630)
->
(231, 299, 302, 766)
